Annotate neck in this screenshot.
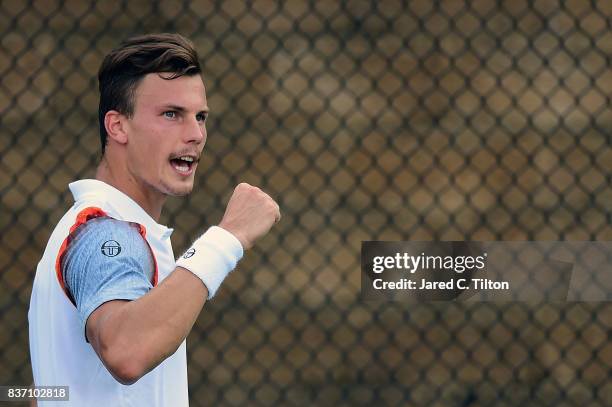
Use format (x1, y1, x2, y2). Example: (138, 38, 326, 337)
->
(95, 157, 165, 221)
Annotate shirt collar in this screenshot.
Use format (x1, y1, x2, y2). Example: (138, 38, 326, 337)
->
(69, 179, 174, 240)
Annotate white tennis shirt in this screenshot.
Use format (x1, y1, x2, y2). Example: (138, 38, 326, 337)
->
(29, 179, 189, 406)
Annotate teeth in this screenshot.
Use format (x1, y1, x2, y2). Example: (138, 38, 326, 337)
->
(172, 161, 190, 172)
(180, 156, 194, 162)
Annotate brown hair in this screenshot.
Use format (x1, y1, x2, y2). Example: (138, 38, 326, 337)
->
(98, 33, 201, 154)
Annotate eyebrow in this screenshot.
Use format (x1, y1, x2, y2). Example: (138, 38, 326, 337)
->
(160, 104, 209, 113)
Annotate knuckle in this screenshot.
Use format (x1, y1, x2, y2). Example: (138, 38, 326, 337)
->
(268, 203, 280, 218)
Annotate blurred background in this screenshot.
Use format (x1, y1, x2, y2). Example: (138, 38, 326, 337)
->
(1, 0, 611, 405)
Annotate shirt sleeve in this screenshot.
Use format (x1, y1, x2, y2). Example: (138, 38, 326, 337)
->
(61, 216, 155, 339)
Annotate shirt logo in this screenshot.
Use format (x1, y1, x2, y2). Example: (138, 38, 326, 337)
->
(183, 248, 196, 259)
(101, 240, 122, 257)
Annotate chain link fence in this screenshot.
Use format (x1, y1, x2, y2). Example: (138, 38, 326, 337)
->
(1, 0, 611, 405)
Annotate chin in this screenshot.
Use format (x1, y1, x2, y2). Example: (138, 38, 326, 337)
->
(161, 181, 194, 197)
(170, 186, 194, 196)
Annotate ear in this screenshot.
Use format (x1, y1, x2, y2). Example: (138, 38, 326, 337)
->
(104, 110, 128, 145)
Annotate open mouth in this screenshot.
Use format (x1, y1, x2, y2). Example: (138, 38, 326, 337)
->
(170, 155, 198, 175)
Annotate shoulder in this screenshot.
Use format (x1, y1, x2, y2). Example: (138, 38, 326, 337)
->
(61, 216, 156, 303)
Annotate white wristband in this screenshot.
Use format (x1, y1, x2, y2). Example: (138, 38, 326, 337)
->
(176, 226, 244, 299)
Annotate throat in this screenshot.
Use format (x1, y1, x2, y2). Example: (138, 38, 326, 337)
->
(95, 162, 165, 221)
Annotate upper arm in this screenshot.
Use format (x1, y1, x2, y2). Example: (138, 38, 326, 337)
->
(85, 299, 144, 384)
(86, 300, 128, 358)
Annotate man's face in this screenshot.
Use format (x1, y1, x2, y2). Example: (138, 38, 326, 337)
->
(124, 73, 208, 197)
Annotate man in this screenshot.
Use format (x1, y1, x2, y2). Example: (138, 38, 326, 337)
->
(28, 33, 280, 406)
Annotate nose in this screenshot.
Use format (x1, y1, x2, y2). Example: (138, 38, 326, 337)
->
(186, 117, 206, 145)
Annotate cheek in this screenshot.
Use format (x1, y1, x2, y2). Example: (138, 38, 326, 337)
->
(142, 141, 168, 174)
(127, 126, 167, 173)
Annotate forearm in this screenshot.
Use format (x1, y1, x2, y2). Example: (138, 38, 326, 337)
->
(96, 267, 207, 377)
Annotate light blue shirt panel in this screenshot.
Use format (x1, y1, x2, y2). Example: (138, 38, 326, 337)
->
(61, 217, 155, 338)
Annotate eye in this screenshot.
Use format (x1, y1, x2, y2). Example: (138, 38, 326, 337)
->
(163, 111, 177, 119)
(196, 112, 208, 122)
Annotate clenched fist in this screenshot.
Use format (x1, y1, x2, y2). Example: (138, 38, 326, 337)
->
(218, 183, 280, 250)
